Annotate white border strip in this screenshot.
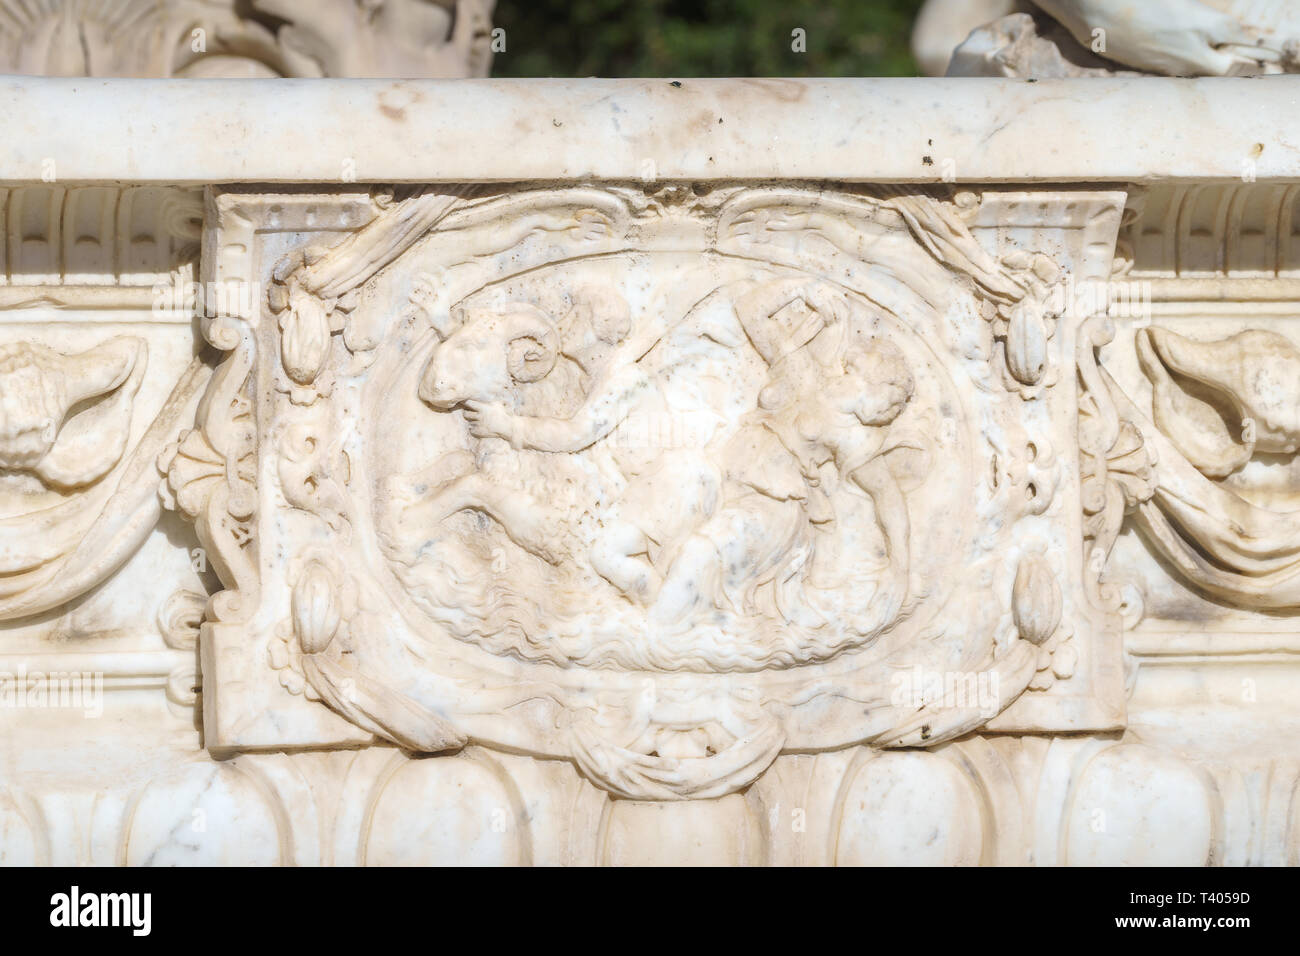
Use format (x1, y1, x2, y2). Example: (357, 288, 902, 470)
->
(0, 76, 1297, 184)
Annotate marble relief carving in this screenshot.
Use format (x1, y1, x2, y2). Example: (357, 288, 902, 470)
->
(1082, 311, 1300, 611)
(0, 0, 496, 78)
(0, 185, 210, 623)
(177, 183, 1129, 804)
(2, 73, 1299, 862)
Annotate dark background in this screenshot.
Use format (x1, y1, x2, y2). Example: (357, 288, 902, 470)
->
(491, 0, 928, 78)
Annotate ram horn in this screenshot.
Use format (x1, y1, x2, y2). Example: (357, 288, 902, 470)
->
(503, 306, 559, 384)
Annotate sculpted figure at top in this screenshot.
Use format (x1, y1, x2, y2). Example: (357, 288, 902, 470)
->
(913, 0, 1299, 77)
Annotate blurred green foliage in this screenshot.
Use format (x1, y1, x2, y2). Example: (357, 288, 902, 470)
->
(490, 0, 927, 78)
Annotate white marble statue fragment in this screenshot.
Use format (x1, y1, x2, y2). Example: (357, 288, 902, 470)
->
(916, 0, 1300, 76)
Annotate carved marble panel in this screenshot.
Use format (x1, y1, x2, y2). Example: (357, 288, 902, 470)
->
(179, 183, 1128, 801)
(3, 78, 1300, 867)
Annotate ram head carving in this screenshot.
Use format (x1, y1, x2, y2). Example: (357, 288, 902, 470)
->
(0, 337, 146, 489)
(1139, 326, 1300, 479)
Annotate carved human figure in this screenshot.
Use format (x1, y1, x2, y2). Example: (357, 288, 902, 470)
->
(450, 276, 920, 635)
(407, 301, 572, 563)
(446, 288, 723, 605)
(646, 279, 918, 630)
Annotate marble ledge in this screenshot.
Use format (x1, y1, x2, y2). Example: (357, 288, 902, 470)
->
(0, 76, 1298, 185)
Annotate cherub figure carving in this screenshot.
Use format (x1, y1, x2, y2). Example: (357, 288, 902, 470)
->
(451, 276, 924, 639)
(645, 278, 921, 631)
(406, 286, 693, 572)
(405, 301, 572, 564)
(449, 288, 723, 605)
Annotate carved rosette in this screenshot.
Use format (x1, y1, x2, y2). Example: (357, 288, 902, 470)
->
(186, 183, 1125, 799)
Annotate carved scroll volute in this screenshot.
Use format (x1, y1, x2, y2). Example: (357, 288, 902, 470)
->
(158, 192, 260, 625)
(159, 331, 257, 624)
(1076, 315, 1156, 611)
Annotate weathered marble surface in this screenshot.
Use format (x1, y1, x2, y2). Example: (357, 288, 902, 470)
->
(1, 78, 1299, 865)
(2, 77, 1299, 183)
(0, 0, 496, 78)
